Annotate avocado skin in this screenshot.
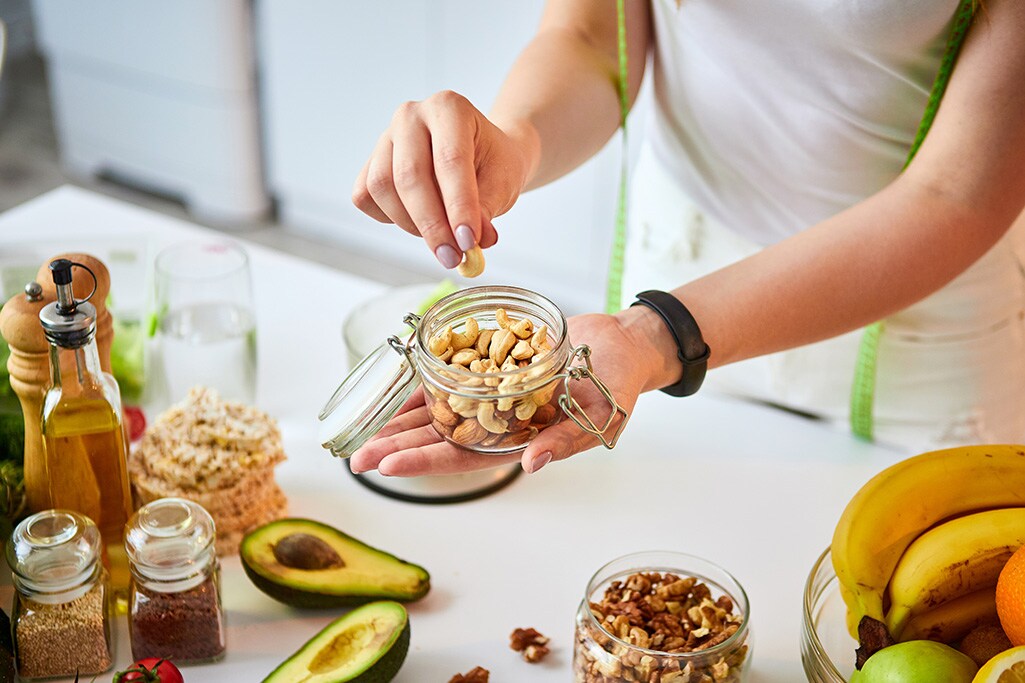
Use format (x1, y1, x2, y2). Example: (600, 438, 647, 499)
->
(240, 518, 430, 609)
(262, 602, 410, 683)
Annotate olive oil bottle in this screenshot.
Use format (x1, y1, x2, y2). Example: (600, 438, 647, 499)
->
(39, 259, 133, 601)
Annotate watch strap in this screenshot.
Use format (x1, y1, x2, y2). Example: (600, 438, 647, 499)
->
(630, 290, 709, 397)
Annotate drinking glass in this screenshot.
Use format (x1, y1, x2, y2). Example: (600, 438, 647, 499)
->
(150, 242, 257, 407)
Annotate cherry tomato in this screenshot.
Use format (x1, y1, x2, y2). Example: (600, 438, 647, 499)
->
(113, 658, 184, 683)
(124, 405, 147, 442)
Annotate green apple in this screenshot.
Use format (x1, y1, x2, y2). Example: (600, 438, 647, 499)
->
(851, 641, 978, 683)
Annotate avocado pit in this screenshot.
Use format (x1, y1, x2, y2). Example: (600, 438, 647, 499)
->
(273, 532, 346, 570)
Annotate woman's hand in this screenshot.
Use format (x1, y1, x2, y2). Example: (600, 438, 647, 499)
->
(351, 90, 538, 270)
(349, 312, 662, 476)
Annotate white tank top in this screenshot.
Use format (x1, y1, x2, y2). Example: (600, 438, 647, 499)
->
(647, 0, 959, 245)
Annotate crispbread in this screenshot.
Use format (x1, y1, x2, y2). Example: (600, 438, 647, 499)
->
(129, 387, 288, 555)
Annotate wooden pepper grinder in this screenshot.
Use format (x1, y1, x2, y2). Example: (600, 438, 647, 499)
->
(0, 254, 114, 513)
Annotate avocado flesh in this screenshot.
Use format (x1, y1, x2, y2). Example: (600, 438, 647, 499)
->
(263, 601, 410, 683)
(241, 519, 430, 608)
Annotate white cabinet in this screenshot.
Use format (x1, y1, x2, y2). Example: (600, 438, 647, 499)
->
(32, 0, 269, 223)
(257, 0, 620, 312)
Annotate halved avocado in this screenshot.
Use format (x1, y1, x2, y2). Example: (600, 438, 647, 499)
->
(241, 519, 430, 608)
(262, 601, 410, 683)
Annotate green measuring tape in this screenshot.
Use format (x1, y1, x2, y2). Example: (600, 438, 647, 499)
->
(850, 0, 977, 440)
(604, 0, 631, 315)
(605, 0, 978, 440)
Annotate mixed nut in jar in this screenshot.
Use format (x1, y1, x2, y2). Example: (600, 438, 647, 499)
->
(319, 285, 626, 458)
(575, 552, 752, 683)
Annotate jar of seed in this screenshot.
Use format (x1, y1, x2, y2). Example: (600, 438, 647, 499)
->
(5, 509, 114, 680)
(125, 497, 226, 663)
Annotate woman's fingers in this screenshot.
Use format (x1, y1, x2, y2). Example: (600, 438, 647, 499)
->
(353, 419, 520, 476)
(351, 159, 391, 224)
(378, 441, 521, 477)
(427, 92, 483, 254)
(520, 418, 601, 474)
(390, 112, 462, 269)
(363, 134, 418, 236)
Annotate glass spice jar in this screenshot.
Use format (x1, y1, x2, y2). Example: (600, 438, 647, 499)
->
(125, 497, 226, 664)
(574, 551, 753, 683)
(6, 509, 114, 680)
(319, 285, 627, 458)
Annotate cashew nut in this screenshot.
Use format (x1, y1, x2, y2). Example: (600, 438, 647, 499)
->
(450, 317, 479, 351)
(510, 318, 533, 339)
(475, 328, 495, 356)
(476, 401, 509, 434)
(532, 381, 558, 406)
(511, 339, 534, 360)
(437, 346, 454, 362)
(457, 245, 485, 278)
(515, 400, 537, 421)
(448, 395, 478, 418)
(451, 348, 480, 366)
(428, 326, 452, 357)
(495, 308, 512, 330)
(530, 325, 549, 353)
(450, 363, 484, 387)
(489, 329, 516, 365)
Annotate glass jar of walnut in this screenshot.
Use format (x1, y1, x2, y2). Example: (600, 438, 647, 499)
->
(574, 551, 753, 683)
(319, 285, 626, 458)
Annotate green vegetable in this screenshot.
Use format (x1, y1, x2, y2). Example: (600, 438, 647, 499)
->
(415, 279, 458, 316)
(0, 607, 13, 682)
(110, 316, 146, 404)
(0, 460, 25, 544)
(262, 602, 410, 683)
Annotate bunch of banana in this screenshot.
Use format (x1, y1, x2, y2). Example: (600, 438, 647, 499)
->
(832, 444, 1025, 642)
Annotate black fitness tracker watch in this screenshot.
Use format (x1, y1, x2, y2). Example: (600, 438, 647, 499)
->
(630, 290, 710, 397)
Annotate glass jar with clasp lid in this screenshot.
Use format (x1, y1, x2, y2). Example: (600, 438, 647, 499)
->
(319, 285, 627, 459)
(6, 509, 114, 680)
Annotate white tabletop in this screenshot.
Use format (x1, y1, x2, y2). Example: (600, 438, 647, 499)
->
(0, 187, 905, 682)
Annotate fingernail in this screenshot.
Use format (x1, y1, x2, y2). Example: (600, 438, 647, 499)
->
(528, 451, 553, 474)
(435, 244, 461, 269)
(455, 224, 477, 252)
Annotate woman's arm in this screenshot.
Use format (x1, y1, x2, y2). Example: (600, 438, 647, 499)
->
(621, 0, 1025, 391)
(351, 0, 650, 267)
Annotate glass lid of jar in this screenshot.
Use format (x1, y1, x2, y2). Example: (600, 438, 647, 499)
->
(318, 335, 419, 459)
(6, 509, 101, 593)
(125, 497, 216, 581)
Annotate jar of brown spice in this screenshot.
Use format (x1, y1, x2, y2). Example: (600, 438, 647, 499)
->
(125, 497, 226, 664)
(6, 509, 114, 680)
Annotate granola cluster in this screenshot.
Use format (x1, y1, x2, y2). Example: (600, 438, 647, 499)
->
(574, 572, 749, 683)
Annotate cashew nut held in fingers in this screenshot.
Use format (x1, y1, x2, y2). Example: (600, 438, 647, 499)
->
(457, 246, 485, 278)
